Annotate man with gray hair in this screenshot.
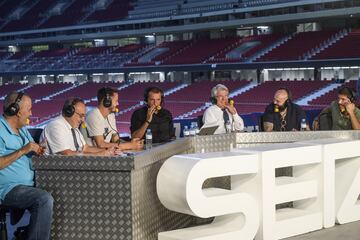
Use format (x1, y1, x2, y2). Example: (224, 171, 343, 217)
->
(0, 91, 53, 240)
(203, 84, 244, 134)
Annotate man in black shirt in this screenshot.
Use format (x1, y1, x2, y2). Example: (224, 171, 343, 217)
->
(262, 88, 308, 131)
(130, 86, 175, 143)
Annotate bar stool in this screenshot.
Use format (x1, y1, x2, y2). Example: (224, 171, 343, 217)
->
(0, 205, 25, 240)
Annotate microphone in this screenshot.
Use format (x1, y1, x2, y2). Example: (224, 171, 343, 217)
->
(340, 106, 347, 114)
(228, 99, 234, 106)
(274, 105, 279, 113)
(26, 118, 30, 125)
(154, 105, 162, 114)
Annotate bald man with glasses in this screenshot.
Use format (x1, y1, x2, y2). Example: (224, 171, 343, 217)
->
(40, 98, 119, 156)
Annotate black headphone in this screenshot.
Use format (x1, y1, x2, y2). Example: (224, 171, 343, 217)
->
(144, 87, 164, 105)
(62, 98, 83, 118)
(210, 84, 228, 104)
(338, 86, 356, 103)
(4, 92, 24, 116)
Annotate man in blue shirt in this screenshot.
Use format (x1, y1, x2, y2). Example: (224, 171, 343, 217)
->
(0, 91, 53, 240)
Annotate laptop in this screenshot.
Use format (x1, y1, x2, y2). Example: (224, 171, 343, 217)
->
(198, 125, 219, 136)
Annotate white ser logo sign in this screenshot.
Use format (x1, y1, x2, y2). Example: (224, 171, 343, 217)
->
(157, 139, 360, 240)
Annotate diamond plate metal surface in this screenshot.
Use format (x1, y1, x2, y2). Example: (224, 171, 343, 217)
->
(31, 131, 360, 240)
(193, 134, 236, 153)
(33, 155, 134, 171)
(36, 170, 132, 240)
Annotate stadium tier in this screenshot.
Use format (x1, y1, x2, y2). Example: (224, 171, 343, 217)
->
(2, 29, 360, 72)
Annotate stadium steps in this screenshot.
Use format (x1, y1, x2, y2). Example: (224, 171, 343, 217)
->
(295, 82, 341, 106)
(0, 84, 32, 100)
(138, 48, 168, 63)
(126, 44, 156, 64)
(164, 83, 189, 96)
(305, 29, 348, 60)
(44, 82, 85, 100)
(247, 34, 292, 62)
(160, 41, 194, 64)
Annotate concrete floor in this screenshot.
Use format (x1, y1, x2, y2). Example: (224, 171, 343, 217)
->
(6, 214, 360, 239)
(286, 221, 360, 240)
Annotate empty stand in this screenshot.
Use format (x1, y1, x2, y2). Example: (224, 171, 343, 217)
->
(312, 29, 360, 60)
(208, 34, 283, 63)
(51, 82, 122, 101)
(163, 38, 240, 65)
(24, 83, 73, 101)
(40, 0, 94, 29)
(84, 0, 132, 23)
(0, 83, 24, 98)
(15, 49, 71, 71)
(1, 0, 54, 32)
(257, 31, 337, 61)
(232, 80, 330, 104)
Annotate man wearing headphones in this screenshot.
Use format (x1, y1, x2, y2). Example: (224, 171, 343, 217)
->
(313, 86, 360, 130)
(0, 91, 53, 240)
(203, 84, 244, 134)
(130, 86, 175, 143)
(263, 88, 307, 131)
(41, 97, 118, 155)
(83, 87, 143, 150)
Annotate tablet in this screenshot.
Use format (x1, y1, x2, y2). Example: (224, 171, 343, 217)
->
(198, 125, 219, 136)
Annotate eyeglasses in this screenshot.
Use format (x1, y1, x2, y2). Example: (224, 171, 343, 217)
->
(216, 94, 229, 99)
(74, 112, 86, 119)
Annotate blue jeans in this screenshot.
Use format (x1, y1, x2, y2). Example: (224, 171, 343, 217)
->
(3, 185, 53, 240)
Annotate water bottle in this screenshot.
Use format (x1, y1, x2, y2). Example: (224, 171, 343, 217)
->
(183, 126, 190, 137)
(145, 129, 152, 149)
(194, 122, 200, 135)
(300, 118, 307, 131)
(189, 123, 196, 136)
(225, 120, 232, 133)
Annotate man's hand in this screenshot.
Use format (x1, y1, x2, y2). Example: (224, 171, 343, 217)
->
(345, 102, 356, 115)
(23, 142, 45, 156)
(146, 106, 156, 123)
(225, 104, 237, 115)
(313, 119, 319, 131)
(103, 147, 119, 156)
(131, 138, 144, 150)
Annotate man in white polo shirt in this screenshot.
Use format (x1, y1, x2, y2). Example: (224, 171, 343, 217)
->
(41, 98, 117, 156)
(203, 84, 244, 134)
(82, 87, 143, 150)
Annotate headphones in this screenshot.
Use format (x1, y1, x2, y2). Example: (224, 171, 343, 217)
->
(210, 84, 228, 104)
(144, 87, 164, 105)
(62, 98, 83, 118)
(338, 86, 356, 103)
(4, 92, 24, 116)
